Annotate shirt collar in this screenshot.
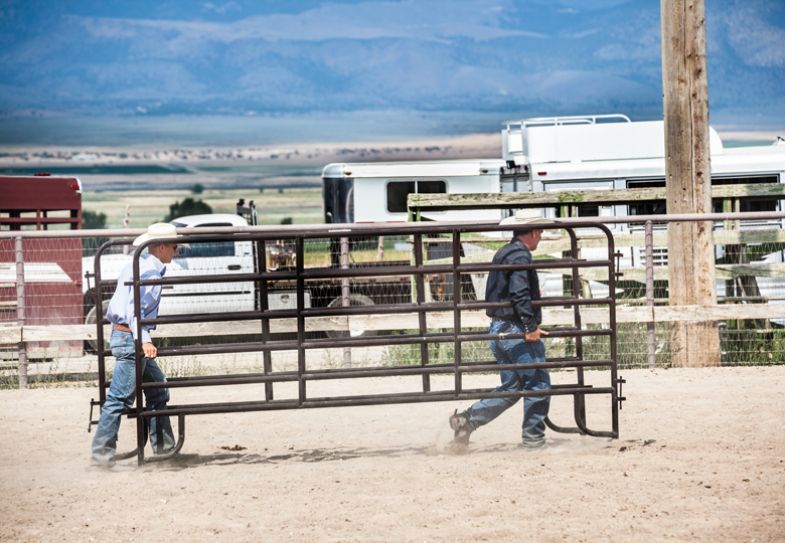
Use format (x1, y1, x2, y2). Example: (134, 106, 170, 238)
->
(143, 252, 167, 276)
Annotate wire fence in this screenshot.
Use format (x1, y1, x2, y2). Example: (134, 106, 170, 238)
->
(1, 215, 784, 388)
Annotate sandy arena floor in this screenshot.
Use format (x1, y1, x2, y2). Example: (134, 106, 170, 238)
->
(1, 366, 783, 542)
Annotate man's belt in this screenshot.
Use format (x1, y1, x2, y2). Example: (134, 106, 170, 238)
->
(112, 323, 132, 333)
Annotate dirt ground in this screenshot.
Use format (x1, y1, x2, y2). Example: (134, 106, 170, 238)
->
(1, 365, 784, 543)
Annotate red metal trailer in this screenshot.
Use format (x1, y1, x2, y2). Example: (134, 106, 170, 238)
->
(1, 175, 84, 356)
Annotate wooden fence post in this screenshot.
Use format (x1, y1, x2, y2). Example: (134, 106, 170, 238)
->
(661, 0, 721, 366)
(15, 236, 28, 389)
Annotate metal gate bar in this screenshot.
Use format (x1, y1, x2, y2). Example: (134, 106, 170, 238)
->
(143, 386, 617, 417)
(143, 358, 616, 390)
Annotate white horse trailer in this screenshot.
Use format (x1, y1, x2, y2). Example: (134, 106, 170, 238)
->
(322, 159, 505, 224)
(499, 114, 785, 308)
(500, 114, 785, 223)
(501, 113, 785, 266)
(323, 114, 785, 226)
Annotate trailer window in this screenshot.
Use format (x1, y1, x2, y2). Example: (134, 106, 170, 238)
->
(323, 177, 354, 224)
(171, 221, 236, 257)
(577, 204, 599, 217)
(627, 175, 782, 215)
(711, 175, 780, 213)
(386, 180, 446, 213)
(626, 179, 666, 216)
(178, 241, 235, 258)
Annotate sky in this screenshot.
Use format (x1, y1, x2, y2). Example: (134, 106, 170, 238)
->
(0, 0, 784, 143)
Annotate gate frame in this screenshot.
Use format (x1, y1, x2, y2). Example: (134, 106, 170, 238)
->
(88, 220, 622, 464)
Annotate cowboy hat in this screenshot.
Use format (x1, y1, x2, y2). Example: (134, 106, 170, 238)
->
(132, 222, 181, 246)
(499, 209, 554, 227)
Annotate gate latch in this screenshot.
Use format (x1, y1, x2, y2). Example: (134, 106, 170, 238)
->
(616, 376, 626, 410)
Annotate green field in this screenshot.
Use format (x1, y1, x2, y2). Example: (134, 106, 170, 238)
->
(82, 187, 324, 228)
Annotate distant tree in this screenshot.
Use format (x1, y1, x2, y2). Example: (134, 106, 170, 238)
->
(164, 198, 212, 222)
(82, 210, 108, 257)
(280, 217, 293, 225)
(83, 210, 107, 229)
(191, 183, 205, 195)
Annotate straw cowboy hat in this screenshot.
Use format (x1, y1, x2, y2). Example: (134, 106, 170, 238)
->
(499, 209, 554, 228)
(133, 222, 181, 246)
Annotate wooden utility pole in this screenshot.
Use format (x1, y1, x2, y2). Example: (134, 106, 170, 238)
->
(661, 0, 721, 366)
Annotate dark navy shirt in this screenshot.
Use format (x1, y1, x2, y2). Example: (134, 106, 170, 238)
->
(485, 237, 541, 333)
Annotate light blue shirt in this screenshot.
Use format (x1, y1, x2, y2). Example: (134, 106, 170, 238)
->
(105, 253, 166, 343)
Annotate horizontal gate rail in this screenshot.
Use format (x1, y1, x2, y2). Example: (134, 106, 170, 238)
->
(143, 386, 617, 418)
(149, 327, 613, 358)
(139, 358, 615, 390)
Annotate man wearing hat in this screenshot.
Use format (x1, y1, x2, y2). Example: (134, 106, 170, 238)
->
(91, 223, 180, 466)
(449, 211, 552, 448)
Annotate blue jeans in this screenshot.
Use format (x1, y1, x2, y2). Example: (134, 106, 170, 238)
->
(465, 320, 550, 441)
(91, 330, 174, 462)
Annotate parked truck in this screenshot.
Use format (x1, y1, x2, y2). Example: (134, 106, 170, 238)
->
(81, 205, 312, 330)
(81, 201, 407, 340)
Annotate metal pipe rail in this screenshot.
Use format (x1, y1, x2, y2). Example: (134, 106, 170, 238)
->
(87, 220, 621, 464)
(143, 358, 616, 390)
(3, 210, 784, 243)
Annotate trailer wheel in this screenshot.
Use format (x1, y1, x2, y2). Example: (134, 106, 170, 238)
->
(325, 294, 376, 338)
(84, 299, 111, 353)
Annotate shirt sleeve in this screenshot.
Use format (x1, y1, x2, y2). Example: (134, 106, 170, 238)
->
(129, 269, 162, 344)
(508, 250, 538, 333)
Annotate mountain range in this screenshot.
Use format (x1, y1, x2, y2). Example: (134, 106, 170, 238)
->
(1, 0, 784, 133)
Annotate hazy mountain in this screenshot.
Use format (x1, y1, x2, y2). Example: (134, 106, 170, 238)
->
(0, 0, 783, 131)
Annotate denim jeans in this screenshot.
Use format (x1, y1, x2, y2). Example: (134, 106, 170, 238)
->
(465, 319, 550, 441)
(91, 330, 174, 462)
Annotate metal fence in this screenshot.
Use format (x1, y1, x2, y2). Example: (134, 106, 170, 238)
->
(87, 219, 621, 463)
(1, 212, 784, 389)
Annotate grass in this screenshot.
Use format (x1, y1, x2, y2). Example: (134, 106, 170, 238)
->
(83, 187, 324, 228)
(381, 338, 492, 367)
(720, 327, 785, 365)
(568, 323, 785, 369)
(380, 323, 785, 372)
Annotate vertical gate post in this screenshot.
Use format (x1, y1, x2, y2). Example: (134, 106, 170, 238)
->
(644, 221, 657, 368)
(15, 236, 28, 389)
(256, 238, 274, 401)
(340, 236, 352, 367)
